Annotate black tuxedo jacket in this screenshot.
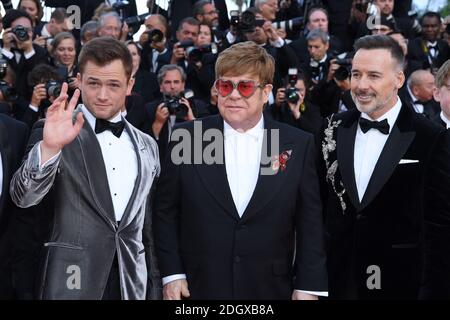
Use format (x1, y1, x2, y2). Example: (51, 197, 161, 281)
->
(0, 114, 28, 298)
(153, 115, 328, 299)
(320, 106, 450, 299)
(399, 90, 440, 120)
(432, 113, 448, 129)
(407, 38, 450, 72)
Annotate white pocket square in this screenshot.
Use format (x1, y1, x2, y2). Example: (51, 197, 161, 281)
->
(399, 159, 419, 164)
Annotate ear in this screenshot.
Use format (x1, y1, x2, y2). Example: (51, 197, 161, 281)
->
(262, 84, 273, 104)
(396, 71, 405, 89)
(433, 86, 441, 102)
(126, 77, 135, 95)
(76, 72, 81, 83)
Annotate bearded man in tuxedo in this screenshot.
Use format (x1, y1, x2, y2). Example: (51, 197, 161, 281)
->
(321, 35, 450, 299)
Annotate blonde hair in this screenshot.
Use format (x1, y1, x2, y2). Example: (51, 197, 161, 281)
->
(435, 59, 450, 88)
(215, 41, 275, 85)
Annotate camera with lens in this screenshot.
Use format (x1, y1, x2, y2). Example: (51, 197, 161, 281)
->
(124, 13, 148, 30)
(237, 11, 265, 33)
(146, 28, 164, 43)
(230, 10, 240, 27)
(186, 43, 218, 63)
(272, 17, 304, 33)
(45, 80, 62, 98)
(285, 68, 300, 104)
(333, 53, 353, 81)
(164, 90, 195, 120)
(12, 25, 30, 42)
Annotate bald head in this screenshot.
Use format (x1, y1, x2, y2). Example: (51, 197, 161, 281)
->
(408, 70, 436, 102)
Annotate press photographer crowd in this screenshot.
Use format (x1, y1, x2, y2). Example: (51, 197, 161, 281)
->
(0, 0, 449, 301)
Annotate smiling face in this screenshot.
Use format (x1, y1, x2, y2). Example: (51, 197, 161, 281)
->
(54, 38, 76, 68)
(217, 72, 272, 131)
(351, 48, 405, 119)
(77, 60, 134, 120)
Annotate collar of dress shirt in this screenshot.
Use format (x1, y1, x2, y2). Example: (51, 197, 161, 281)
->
(360, 96, 402, 134)
(427, 41, 438, 47)
(80, 104, 122, 131)
(440, 111, 450, 129)
(223, 115, 264, 139)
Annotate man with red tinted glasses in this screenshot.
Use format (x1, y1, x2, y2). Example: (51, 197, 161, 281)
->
(154, 41, 328, 300)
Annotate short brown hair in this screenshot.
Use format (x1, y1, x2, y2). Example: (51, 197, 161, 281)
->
(354, 35, 405, 71)
(215, 41, 275, 84)
(78, 37, 132, 80)
(435, 60, 450, 88)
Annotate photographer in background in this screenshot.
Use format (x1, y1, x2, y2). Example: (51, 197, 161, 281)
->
(170, 17, 217, 102)
(34, 8, 72, 49)
(145, 64, 208, 160)
(265, 69, 322, 139)
(327, 52, 357, 114)
(140, 14, 171, 74)
(301, 28, 339, 117)
(1, 9, 48, 102)
(238, 9, 298, 95)
(26, 63, 63, 126)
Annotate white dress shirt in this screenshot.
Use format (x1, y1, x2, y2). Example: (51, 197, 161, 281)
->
(40, 105, 138, 222)
(441, 111, 450, 129)
(224, 116, 264, 217)
(80, 105, 138, 222)
(354, 97, 402, 202)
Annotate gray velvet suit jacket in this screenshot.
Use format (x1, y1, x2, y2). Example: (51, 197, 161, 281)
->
(9, 110, 162, 300)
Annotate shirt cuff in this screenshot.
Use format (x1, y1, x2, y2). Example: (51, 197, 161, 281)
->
(295, 290, 329, 297)
(37, 141, 61, 171)
(226, 32, 236, 44)
(269, 37, 285, 48)
(29, 104, 39, 112)
(24, 48, 36, 59)
(162, 274, 187, 286)
(1, 48, 14, 59)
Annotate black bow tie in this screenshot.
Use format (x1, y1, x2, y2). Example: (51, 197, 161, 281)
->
(414, 100, 426, 105)
(95, 119, 125, 138)
(359, 117, 390, 135)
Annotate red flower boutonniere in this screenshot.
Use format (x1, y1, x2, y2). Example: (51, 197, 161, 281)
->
(272, 150, 292, 173)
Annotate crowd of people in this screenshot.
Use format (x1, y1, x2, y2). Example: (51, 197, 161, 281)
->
(0, 0, 449, 300)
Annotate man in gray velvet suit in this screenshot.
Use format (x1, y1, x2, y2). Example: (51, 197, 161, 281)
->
(9, 37, 161, 300)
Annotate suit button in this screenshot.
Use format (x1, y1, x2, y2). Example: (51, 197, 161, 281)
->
(356, 214, 365, 220)
(238, 224, 247, 230)
(234, 256, 241, 263)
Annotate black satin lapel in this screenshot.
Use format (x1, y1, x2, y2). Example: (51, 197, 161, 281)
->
(77, 120, 116, 226)
(241, 117, 292, 222)
(337, 121, 360, 210)
(194, 117, 240, 220)
(359, 125, 415, 210)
